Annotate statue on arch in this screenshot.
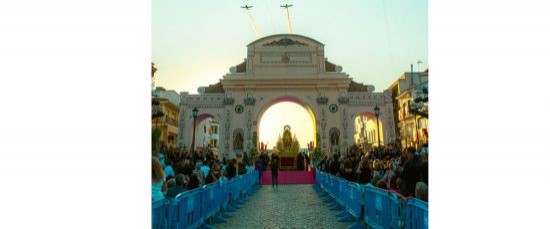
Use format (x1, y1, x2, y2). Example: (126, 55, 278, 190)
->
(282, 125, 293, 149)
(330, 129, 339, 146)
(234, 131, 243, 150)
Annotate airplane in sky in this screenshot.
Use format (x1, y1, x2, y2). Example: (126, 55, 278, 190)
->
(241, 5, 253, 10)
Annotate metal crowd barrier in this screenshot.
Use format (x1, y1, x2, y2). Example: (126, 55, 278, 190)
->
(152, 198, 168, 229)
(363, 184, 401, 229)
(404, 198, 429, 229)
(152, 169, 259, 229)
(314, 170, 428, 229)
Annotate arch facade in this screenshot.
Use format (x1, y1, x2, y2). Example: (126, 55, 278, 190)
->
(178, 34, 396, 159)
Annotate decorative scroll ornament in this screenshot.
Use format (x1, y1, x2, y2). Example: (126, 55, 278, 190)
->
(223, 98, 234, 106)
(244, 97, 256, 106)
(317, 97, 328, 105)
(338, 96, 349, 104)
(342, 108, 348, 139)
(224, 109, 231, 140)
(263, 38, 308, 47)
(246, 109, 252, 139)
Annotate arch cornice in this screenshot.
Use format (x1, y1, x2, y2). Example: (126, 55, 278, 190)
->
(247, 34, 325, 47)
(220, 76, 351, 90)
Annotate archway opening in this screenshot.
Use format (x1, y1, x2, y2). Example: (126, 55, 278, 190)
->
(193, 113, 220, 155)
(353, 112, 384, 153)
(258, 101, 315, 152)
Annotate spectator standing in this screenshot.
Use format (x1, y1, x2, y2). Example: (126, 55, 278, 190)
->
(356, 158, 372, 184)
(271, 152, 280, 187)
(226, 160, 237, 180)
(164, 157, 175, 181)
(205, 164, 220, 185)
(152, 157, 166, 201)
(399, 147, 421, 197)
(255, 160, 263, 183)
(193, 161, 206, 186)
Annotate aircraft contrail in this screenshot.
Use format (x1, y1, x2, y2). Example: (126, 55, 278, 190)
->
(242, 5, 261, 38)
(281, 4, 293, 34)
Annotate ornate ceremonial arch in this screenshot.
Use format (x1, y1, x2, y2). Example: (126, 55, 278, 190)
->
(178, 34, 396, 159)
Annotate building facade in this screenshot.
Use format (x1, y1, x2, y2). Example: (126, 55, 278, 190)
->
(178, 34, 397, 159)
(153, 87, 181, 148)
(388, 69, 429, 149)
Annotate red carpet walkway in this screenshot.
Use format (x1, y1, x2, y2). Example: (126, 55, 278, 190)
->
(260, 170, 316, 185)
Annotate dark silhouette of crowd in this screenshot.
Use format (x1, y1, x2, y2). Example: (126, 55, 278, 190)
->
(317, 143, 428, 202)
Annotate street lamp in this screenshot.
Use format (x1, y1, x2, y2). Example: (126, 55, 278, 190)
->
(374, 105, 381, 159)
(191, 107, 198, 161)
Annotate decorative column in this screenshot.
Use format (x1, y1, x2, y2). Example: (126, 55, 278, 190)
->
(223, 97, 234, 158)
(317, 95, 328, 155)
(338, 95, 350, 152)
(244, 96, 256, 152)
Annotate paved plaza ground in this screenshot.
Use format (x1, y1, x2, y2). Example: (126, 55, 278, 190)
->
(216, 184, 352, 228)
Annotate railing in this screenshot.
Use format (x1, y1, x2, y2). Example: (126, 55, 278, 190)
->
(152, 170, 259, 229)
(405, 198, 428, 229)
(314, 170, 428, 229)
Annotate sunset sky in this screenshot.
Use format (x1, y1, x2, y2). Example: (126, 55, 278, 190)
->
(153, 0, 428, 94)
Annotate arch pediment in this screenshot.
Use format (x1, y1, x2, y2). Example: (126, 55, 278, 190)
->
(247, 34, 324, 47)
(241, 34, 330, 75)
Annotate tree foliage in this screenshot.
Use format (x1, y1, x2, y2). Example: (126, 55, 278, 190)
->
(249, 131, 259, 164)
(152, 127, 162, 157)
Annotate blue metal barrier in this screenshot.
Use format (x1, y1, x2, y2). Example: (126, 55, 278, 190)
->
(219, 180, 230, 210)
(346, 183, 363, 219)
(405, 198, 428, 229)
(363, 185, 401, 229)
(225, 177, 240, 212)
(246, 166, 254, 174)
(152, 199, 168, 229)
(173, 188, 203, 229)
(201, 182, 220, 221)
(321, 172, 329, 191)
(329, 176, 337, 199)
(340, 179, 351, 206)
(152, 171, 260, 228)
(315, 171, 429, 229)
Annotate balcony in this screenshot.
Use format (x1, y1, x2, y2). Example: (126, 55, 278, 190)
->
(165, 117, 179, 127)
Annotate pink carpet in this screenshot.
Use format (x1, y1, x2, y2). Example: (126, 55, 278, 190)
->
(260, 170, 316, 185)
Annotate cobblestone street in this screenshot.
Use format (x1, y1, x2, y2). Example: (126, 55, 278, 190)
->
(216, 185, 352, 229)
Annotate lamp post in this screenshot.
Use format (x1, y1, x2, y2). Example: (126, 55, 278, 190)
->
(191, 107, 198, 162)
(374, 105, 381, 159)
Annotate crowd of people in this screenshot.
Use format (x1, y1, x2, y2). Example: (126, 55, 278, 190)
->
(151, 145, 253, 202)
(152, 143, 429, 203)
(317, 144, 429, 202)
(152, 143, 292, 202)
